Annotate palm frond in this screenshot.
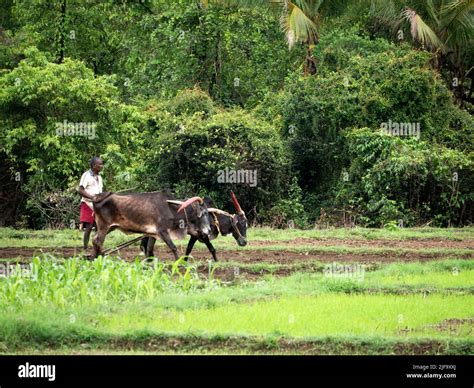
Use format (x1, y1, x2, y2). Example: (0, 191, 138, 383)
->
(203, 0, 270, 9)
(439, 0, 474, 47)
(425, 0, 441, 27)
(281, 1, 318, 48)
(440, 0, 474, 29)
(366, 0, 400, 30)
(401, 7, 447, 52)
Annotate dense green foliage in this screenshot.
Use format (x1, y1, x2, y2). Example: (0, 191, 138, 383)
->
(263, 29, 473, 225)
(340, 128, 473, 226)
(0, 0, 472, 227)
(137, 89, 289, 215)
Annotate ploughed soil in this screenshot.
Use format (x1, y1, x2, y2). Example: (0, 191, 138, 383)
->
(1, 238, 472, 281)
(250, 238, 474, 249)
(0, 237, 472, 264)
(0, 246, 472, 263)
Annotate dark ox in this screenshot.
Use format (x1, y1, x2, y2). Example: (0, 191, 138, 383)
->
(141, 191, 247, 261)
(91, 191, 212, 259)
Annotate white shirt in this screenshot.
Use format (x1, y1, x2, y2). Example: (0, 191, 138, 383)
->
(79, 170, 103, 209)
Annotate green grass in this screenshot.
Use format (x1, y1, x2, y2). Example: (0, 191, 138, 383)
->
(2, 315, 471, 355)
(223, 244, 473, 256)
(1, 253, 472, 354)
(0, 228, 133, 248)
(96, 293, 473, 339)
(0, 226, 473, 248)
(358, 260, 474, 288)
(0, 256, 210, 308)
(1, 292, 472, 351)
(7, 339, 471, 355)
(365, 270, 474, 288)
(1, 257, 473, 311)
(249, 226, 474, 241)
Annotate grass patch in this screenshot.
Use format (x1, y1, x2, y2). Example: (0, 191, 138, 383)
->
(362, 260, 474, 289)
(0, 256, 211, 308)
(94, 293, 473, 339)
(1, 312, 472, 355)
(248, 226, 474, 241)
(1, 255, 472, 355)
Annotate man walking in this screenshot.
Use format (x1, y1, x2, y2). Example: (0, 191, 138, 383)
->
(78, 157, 104, 250)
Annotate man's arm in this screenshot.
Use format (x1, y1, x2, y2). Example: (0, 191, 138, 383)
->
(78, 185, 94, 200)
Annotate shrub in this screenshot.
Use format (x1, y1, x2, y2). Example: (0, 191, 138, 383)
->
(0, 47, 145, 227)
(170, 87, 216, 118)
(138, 106, 289, 218)
(266, 177, 308, 228)
(336, 128, 473, 226)
(257, 29, 473, 225)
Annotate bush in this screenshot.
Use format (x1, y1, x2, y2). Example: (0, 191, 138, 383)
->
(336, 128, 473, 226)
(266, 177, 308, 228)
(170, 87, 216, 118)
(0, 47, 146, 227)
(138, 105, 289, 218)
(256, 28, 473, 225)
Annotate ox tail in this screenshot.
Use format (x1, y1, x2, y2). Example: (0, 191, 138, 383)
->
(92, 192, 114, 203)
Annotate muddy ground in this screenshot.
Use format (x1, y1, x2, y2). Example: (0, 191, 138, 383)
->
(0, 239, 472, 264)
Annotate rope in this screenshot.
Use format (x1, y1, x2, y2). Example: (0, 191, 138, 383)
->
(212, 212, 221, 235)
(101, 235, 145, 256)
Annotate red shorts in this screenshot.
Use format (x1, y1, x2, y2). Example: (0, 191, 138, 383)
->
(80, 202, 95, 224)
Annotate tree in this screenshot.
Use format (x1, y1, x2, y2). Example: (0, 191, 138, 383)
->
(0, 47, 145, 226)
(205, 0, 350, 75)
(366, 0, 474, 105)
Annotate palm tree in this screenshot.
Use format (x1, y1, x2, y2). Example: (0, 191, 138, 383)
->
(368, 0, 474, 105)
(199, 0, 349, 75)
(274, 0, 321, 75)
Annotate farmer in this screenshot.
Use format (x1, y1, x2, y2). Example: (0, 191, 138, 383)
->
(78, 156, 104, 250)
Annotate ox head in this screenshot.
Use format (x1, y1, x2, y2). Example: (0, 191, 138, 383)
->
(230, 191, 247, 246)
(176, 196, 212, 237)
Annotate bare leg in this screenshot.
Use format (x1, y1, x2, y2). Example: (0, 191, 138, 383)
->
(146, 237, 156, 258)
(83, 222, 94, 250)
(140, 237, 148, 254)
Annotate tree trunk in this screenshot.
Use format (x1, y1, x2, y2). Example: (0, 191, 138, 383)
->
(210, 29, 222, 99)
(303, 44, 317, 76)
(57, 0, 67, 63)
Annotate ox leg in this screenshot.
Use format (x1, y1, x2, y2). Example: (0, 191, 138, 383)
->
(145, 237, 156, 258)
(158, 231, 179, 260)
(202, 236, 218, 262)
(92, 221, 109, 258)
(140, 237, 148, 254)
(185, 236, 198, 261)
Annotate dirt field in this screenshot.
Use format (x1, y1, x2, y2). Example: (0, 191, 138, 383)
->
(1, 237, 472, 263)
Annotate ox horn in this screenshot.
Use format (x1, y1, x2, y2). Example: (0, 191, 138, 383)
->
(230, 191, 244, 215)
(166, 200, 183, 206)
(177, 196, 203, 213)
(207, 208, 232, 217)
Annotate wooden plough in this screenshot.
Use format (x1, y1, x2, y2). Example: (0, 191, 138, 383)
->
(85, 235, 145, 259)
